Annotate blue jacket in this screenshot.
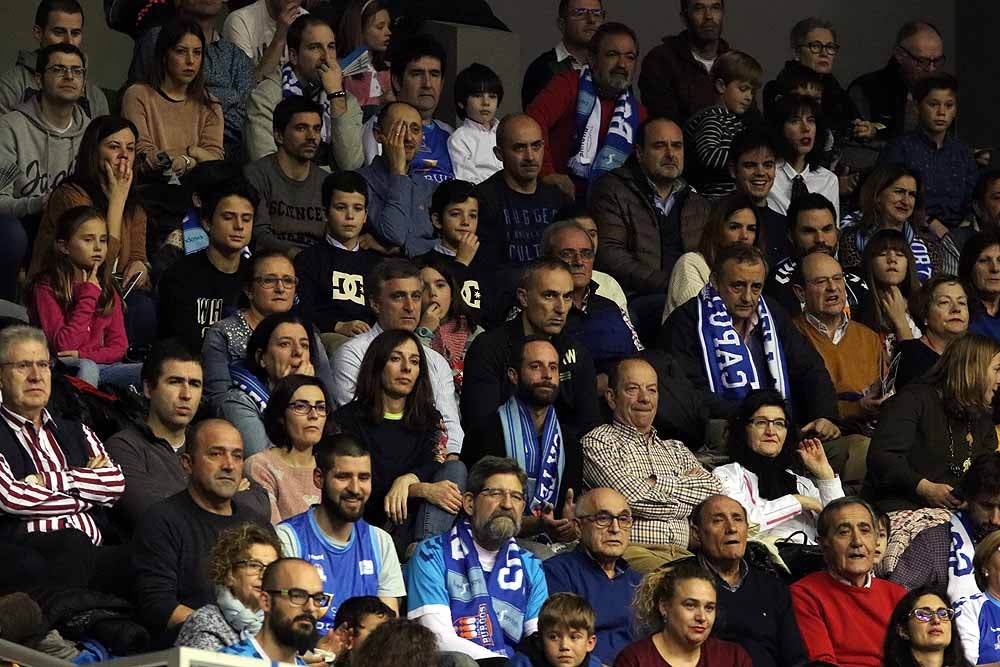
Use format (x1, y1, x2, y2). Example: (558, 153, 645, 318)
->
(358, 155, 437, 257)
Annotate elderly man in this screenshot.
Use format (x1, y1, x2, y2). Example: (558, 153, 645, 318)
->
(522, 0, 605, 109)
(541, 220, 642, 372)
(528, 22, 647, 199)
(581, 356, 722, 572)
(639, 0, 730, 125)
(543, 488, 640, 665)
(679, 495, 808, 667)
(407, 456, 549, 660)
(658, 243, 840, 436)
(848, 21, 946, 139)
(792, 497, 906, 666)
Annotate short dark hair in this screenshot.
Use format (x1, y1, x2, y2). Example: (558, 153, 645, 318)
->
(262, 374, 330, 451)
(322, 170, 368, 209)
(728, 128, 777, 164)
(272, 95, 324, 133)
(771, 61, 825, 98)
(35, 0, 83, 29)
(680, 0, 725, 13)
(430, 180, 478, 221)
(202, 178, 260, 224)
(466, 456, 527, 497)
(895, 20, 941, 47)
(185, 418, 238, 458)
(390, 34, 447, 90)
(36, 42, 83, 73)
(368, 259, 420, 303)
(508, 335, 556, 374)
(710, 242, 767, 279)
(787, 192, 837, 234)
(974, 168, 1000, 205)
(635, 116, 680, 148)
(349, 619, 439, 667)
(333, 596, 397, 632)
(141, 338, 200, 388)
(287, 14, 331, 53)
(912, 72, 958, 103)
(454, 63, 504, 119)
(518, 257, 572, 292)
(588, 22, 638, 56)
(958, 453, 1000, 500)
(314, 432, 369, 473)
(554, 202, 593, 223)
(816, 496, 877, 542)
(245, 313, 314, 382)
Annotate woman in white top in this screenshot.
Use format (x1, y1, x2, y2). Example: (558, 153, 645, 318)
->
(765, 94, 840, 222)
(713, 389, 844, 543)
(663, 193, 764, 320)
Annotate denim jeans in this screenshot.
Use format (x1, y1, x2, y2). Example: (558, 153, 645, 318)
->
(415, 459, 468, 540)
(60, 358, 143, 389)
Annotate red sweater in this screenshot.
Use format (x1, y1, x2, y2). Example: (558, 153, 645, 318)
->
(31, 281, 128, 364)
(790, 571, 906, 667)
(526, 69, 647, 179)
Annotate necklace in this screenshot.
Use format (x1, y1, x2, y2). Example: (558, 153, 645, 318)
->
(946, 417, 973, 477)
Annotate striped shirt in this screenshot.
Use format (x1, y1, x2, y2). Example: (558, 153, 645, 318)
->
(684, 104, 745, 199)
(0, 406, 124, 544)
(581, 421, 723, 547)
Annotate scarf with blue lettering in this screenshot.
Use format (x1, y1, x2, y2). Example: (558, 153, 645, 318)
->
(229, 360, 269, 413)
(948, 511, 980, 607)
(281, 62, 331, 143)
(498, 395, 564, 515)
(444, 517, 528, 657)
(854, 222, 933, 281)
(696, 281, 790, 402)
(568, 67, 639, 183)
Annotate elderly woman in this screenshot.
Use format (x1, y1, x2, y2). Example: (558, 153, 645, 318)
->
(892, 275, 969, 390)
(883, 589, 968, 667)
(175, 523, 280, 650)
(713, 389, 845, 544)
(960, 230, 1000, 343)
(954, 530, 1000, 665)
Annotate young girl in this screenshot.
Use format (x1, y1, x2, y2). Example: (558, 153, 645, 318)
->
(766, 94, 840, 222)
(337, 0, 394, 108)
(447, 63, 504, 184)
(855, 229, 923, 360)
(30, 206, 142, 389)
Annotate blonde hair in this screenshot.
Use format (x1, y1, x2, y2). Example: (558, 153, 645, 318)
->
(923, 333, 1000, 416)
(538, 593, 596, 636)
(974, 530, 1000, 591)
(632, 562, 715, 635)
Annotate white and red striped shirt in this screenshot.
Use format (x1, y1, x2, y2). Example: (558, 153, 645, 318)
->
(0, 406, 125, 545)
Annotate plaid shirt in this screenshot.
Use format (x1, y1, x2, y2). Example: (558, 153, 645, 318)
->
(889, 521, 951, 592)
(581, 421, 723, 547)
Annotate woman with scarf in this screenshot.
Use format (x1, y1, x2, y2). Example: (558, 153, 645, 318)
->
(840, 164, 959, 279)
(713, 389, 844, 544)
(175, 523, 280, 651)
(892, 275, 969, 391)
(219, 312, 319, 457)
(960, 230, 1000, 343)
(853, 229, 923, 360)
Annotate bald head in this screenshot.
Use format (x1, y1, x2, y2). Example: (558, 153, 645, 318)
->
(495, 114, 545, 188)
(576, 487, 629, 517)
(262, 557, 323, 592)
(188, 418, 242, 457)
(795, 250, 847, 322)
(497, 113, 541, 147)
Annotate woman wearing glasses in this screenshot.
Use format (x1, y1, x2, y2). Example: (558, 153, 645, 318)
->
(882, 588, 968, 667)
(951, 531, 1000, 664)
(176, 523, 281, 651)
(244, 375, 327, 524)
(712, 389, 844, 544)
(202, 250, 334, 410)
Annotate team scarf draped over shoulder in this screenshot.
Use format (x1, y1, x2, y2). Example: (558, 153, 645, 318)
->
(853, 221, 933, 282)
(229, 360, 269, 413)
(696, 282, 790, 402)
(948, 510, 980, 607)
(498, 395, 565, 515)
(443, 518, 529, 658)
(568, 66, 639, 184)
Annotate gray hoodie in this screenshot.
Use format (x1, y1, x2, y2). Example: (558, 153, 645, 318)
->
(0, 97, 87, 218)
(0, 49, 108, 118)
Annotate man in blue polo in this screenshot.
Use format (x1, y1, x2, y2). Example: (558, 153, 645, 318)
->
(276, 434, 404, 633)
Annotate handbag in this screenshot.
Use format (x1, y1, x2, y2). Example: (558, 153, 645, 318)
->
(775, 530, 825, 582)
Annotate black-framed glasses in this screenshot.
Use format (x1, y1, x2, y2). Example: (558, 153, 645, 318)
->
(0, 359, 55, 373)
(798, 41, 840, 55)
(233, 559, 268, 575)
(265, 588, 332, 607)
(45, 65, 86, 79)
(254, 275, 298, 289)
(748, 418, 788, 431)
(557, 248, 595, 263)
(897, 45, 946, 70)
(478, 488, 526, 504)
(287, 400, 328, 416)
(577, 512, 634, 528)
(567, 7, 605, 20)
(909, 607, 955, 623)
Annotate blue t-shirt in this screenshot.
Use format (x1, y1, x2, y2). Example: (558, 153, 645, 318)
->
(221, 637, 306, 665)
(955, 591, 1000, 664)
(410, 120, 454, 184)
(406, 532, 548, 655)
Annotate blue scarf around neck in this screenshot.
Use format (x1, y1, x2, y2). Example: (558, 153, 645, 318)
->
(498, 395, 564, 514)
(568, 66, 639, 184)
(229, 360, 269, 413)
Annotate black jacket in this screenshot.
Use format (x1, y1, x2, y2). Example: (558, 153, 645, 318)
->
(521, 48, 576, 111)
(657, 294, 838, 424)
(848, 59, 910, 140)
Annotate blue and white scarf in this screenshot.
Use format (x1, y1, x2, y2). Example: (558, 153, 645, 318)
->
(444, 518, 528, 657)
(568, 66, 639, 183)
(854, 222, 933, 282)
(696, 282, 790, 402)
(498, 395, 564, 514)
(281, 63, 331, 143)
(948, 511, 980, 607)
(229, 360, 270, 413)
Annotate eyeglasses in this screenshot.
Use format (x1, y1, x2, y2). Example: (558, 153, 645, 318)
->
(748, 418, 788, 431)
(45, 65, 86, 79)
(254, 275, 298, 289)
(233, 559, 268, 575)
(798, 41, 840, 55)
(478, 488, 526, 504)
(288, 400, 328, 416)
(909, 607, 955, 623)
(557, 248, 595, 263)
(577, 512, 634, 528)
(567, 7, 605, 20)
(897, 45, 946, 70)
(0, 359, 55, 374)
(265, 588, 332, 607)
(889, 187, 918, 200)
(805, 274, 846, 289)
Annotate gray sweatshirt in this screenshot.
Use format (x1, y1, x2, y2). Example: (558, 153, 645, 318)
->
(0, 49, 108, 118)
(0, 97, 87, 218)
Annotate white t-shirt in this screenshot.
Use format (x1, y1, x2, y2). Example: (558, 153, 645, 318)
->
(691, 51, 716, 73)
(222, 0, 307, 66)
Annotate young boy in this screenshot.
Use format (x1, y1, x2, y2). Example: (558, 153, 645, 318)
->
(447, 63, 505, 184)
(881, 73, 979, 234)
(329, 596, 397, 666)
(293, 171, 379, 348)
(511, 593, 600, 667)
(684, 50, 762, 199)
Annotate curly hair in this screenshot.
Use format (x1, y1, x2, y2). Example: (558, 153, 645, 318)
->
(632, 561, 716, 636)
(207, 523, 282, 586)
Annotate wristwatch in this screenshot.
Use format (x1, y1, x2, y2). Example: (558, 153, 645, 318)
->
(327, 90, 347, 100)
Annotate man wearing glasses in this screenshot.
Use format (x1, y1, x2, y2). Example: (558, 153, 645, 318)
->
(222, 558, 327, 664)
(543, 487, 641, 665)
(521, 0, 605, 109)
(407, 456, 549, 660)
(848, 20, 946, 139)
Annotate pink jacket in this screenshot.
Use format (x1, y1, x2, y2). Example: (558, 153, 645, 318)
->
(31, 281, 128, 364)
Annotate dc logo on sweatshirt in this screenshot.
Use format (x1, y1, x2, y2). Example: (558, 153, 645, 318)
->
(331, 272, 365, 305)
(461, 280, 481, 310)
